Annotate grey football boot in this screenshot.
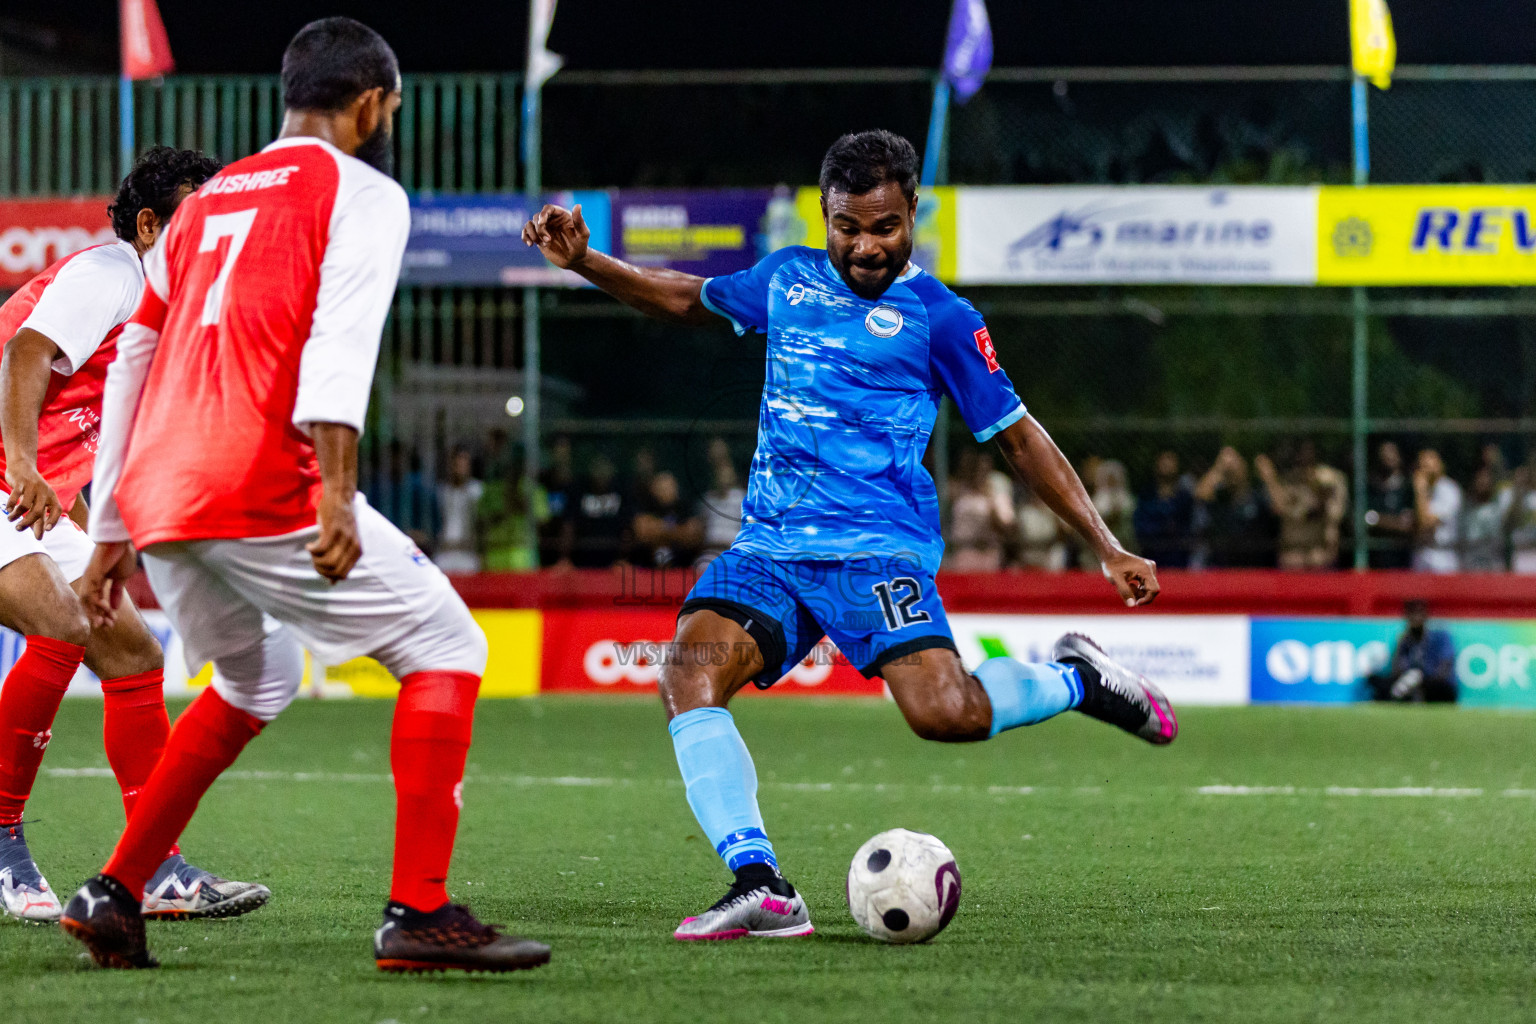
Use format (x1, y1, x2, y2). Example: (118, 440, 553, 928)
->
(674, 865, 814, 940)
(0, 823, 62, 922)
(1055, 632, 1179, 745)
(140, 853, 271, 920)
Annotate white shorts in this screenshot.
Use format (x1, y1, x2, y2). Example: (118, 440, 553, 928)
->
(0, 514, 96, 582)
(142, 495, 488, 679)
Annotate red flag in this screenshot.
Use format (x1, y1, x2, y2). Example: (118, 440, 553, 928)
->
(120, 0, 174, 80)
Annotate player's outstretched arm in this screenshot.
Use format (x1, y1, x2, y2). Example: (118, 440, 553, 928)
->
(993, 415, 1159, 607)
(521, 203, 717, 325)
(0, 328, 66, 538)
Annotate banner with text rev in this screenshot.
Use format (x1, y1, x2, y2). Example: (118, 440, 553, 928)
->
(1318, 185, 1536, 284)
(956, 187, 1318, 285)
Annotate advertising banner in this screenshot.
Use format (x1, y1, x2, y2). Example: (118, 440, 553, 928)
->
(0, 198, 116, 291)
(614, 189, 774, 278)
(1251, 616, 1536, 708)
(956, 186, 1318, 285)
(540, 609, 882, 696)
(790, 185, 960, 282)
(1249, 617, 1393, 703)
(1317, 185, 1536, 285)
(949, 614, 1251, 706)
(401, 190, 610, 286)
(28, 610, 541, 699)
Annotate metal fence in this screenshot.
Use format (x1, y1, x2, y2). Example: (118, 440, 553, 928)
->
(3, 67, 1536, 570)
(0, 74, 520, 194)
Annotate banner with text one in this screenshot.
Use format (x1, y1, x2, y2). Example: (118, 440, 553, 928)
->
(1251, 617, 1536, 708)
(0, 198, 115, 291)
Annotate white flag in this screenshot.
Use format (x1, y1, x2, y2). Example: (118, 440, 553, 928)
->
(526, 0, 564, 90)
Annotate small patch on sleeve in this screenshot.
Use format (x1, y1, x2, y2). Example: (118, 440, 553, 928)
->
(974, 327, 1001, 373)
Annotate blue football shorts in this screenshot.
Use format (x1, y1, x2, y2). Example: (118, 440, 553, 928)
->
(678, 547, 957, 687)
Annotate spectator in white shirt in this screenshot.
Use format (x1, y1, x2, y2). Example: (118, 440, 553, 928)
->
(435, 447, 484, 574)
(1411, 449, 1462, 573)
(1458, 466, 1507, 571)
(1501, 460, 1536, 573)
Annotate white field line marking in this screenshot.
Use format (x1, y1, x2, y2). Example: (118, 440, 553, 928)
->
(1197, 784, 1485, 798)
(43, 766, 1037, 797)
(43, 767, 1519, 800)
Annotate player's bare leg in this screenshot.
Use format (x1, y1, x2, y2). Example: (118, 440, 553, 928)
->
(880, 641, 1177, 746)
(0, 552, 88, 920)
(77, 586, 271, 921)
(660, 610, 813, 941)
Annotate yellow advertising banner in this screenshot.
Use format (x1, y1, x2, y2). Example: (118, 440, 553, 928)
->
(1318, 185, 1536, 285)
(791, 185, 959, 282)
(327, 610, 543, 697)
(179, 610, 544, 699)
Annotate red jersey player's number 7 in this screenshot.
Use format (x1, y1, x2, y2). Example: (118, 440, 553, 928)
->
(197, 209, 258, 326)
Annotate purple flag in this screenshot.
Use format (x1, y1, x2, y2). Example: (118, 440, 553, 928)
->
(942, 0, 993, 103)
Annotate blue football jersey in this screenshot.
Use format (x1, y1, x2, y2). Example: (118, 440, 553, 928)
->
(700, 246, 1026, 573)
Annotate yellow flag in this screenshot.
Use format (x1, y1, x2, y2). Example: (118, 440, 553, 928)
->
(1350, 0, 1396, 90)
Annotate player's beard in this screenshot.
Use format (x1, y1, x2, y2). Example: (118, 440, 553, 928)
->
(831, 241, 911, 301)
(355, 120, 395, 177)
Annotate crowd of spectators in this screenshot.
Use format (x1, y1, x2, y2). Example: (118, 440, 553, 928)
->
(367, 431, 1536, 574)
(942, 439, 1536, 573)
(363, 432, 748, 573)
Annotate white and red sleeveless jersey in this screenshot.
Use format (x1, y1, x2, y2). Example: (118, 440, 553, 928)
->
(89, 137, 409, 547)
(0, 240, 143, 509)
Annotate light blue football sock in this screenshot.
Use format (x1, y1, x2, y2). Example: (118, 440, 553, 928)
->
(668, 707, 777, 872)
(973, 657, 1084, 738)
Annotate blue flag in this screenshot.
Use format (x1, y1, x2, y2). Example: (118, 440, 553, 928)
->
(942, 0, 992, 103)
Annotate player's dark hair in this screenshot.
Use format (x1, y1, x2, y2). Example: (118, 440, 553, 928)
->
(107, 145, 222, 243)
(819, 130, 920, 200)
(281, 17, 399, 113)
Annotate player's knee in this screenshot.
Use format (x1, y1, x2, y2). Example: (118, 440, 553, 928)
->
(896, 677, 990, 743)
(461, 620, 489, 676)
(658, 659, 726, 717)
(113, 624, 164, 676)
(904, 709, 981, 743)
(380, 598, 488, 679)
(36, 606, 91, 648)
(210, 628, 304, 722)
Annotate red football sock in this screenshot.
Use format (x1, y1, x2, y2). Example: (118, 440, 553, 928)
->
(389, 671, 481, 912)
(101, 688, 263, 897)
(100, 668, 179, 857)
(0, 636, 87, 826)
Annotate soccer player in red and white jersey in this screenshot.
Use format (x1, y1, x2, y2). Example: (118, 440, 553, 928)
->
(60, 18, 550, 974)
(0, 147, 269, 923)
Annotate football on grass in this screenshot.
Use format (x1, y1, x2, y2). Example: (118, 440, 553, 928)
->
(846, 828, 961, 943)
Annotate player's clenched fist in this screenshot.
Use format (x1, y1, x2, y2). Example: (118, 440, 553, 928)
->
(521, 203, 590, 269)
(307, 492, 362, 584)
(1103, 549, 1160, 608)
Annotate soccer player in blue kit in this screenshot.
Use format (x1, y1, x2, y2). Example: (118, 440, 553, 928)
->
(523, 130, 1177, 941)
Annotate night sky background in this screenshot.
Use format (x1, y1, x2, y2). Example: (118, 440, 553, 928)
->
(21, 0, 1536, 73)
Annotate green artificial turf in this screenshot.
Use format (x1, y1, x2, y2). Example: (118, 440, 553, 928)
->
(6, 696, 1536, 1023)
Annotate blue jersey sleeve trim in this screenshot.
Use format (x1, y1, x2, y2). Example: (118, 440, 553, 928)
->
(973, 402, 1028, 442)
(699, 278, 746, 336)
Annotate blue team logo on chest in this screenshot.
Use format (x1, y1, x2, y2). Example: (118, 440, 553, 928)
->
(864, 305, 904, 338)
